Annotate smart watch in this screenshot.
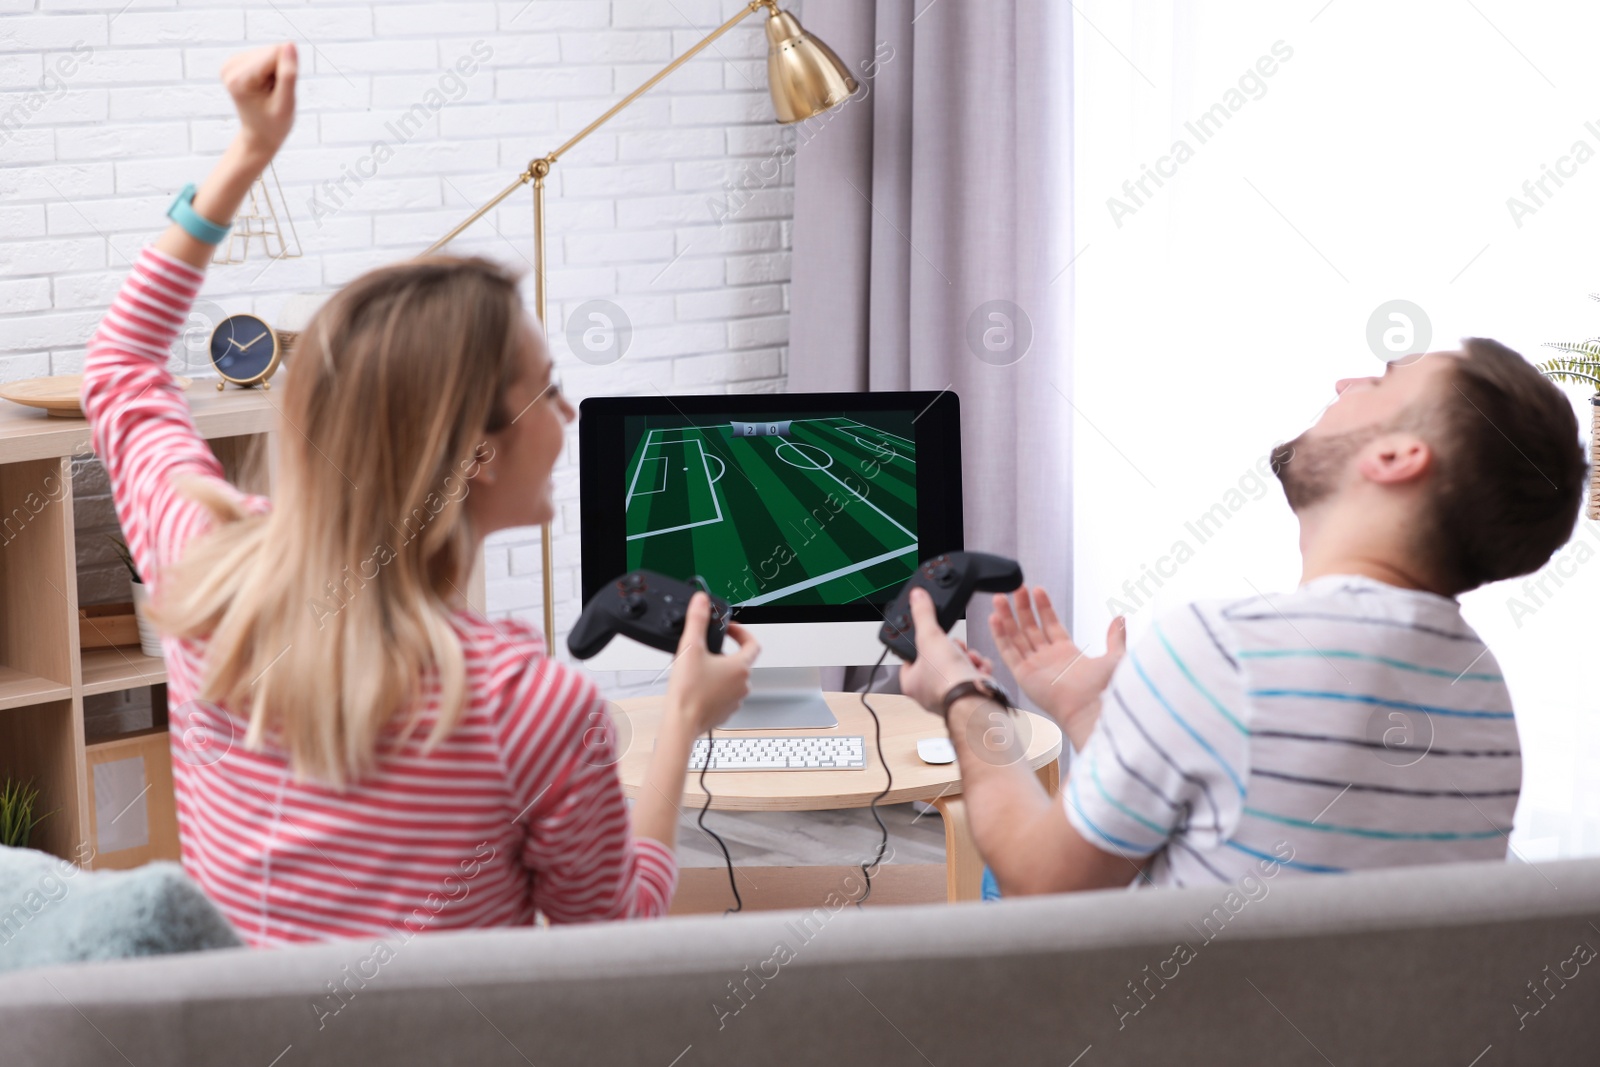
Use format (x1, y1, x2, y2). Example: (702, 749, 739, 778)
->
(166, 183, 232, 246)
(939, 677, 1014, 722)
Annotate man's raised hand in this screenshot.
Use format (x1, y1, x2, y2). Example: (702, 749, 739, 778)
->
(990, 587, 1124, 742)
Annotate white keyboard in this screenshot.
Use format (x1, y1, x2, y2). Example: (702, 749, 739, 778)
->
(689, 735, 867, 771)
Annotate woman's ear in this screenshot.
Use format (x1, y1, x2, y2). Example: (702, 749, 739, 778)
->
(468, 440, 497, 484)
(1359, 432, 1431, 486)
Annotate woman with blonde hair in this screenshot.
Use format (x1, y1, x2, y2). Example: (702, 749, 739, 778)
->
(82, 42, 759, 946)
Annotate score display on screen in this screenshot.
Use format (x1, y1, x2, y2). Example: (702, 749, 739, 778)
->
(621, 412, 917, 609)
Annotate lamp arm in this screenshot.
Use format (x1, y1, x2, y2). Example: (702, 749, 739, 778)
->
(548, 0, 772, 165)
(421, 169, 537, 257)
(422, 0, 775, 257)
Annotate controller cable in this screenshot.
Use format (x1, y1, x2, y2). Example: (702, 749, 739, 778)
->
(695, 645, 893, 915)
(695, 728, 743, 915)
(688, 576, 743, 914)
(855, 646, 894, 908)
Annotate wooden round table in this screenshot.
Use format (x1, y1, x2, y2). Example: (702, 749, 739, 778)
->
(609, 692, 1062, 907)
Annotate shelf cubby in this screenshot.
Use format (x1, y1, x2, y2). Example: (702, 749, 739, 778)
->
(0, 388, 275, 869)
(0, 456, 77, 693)
(0, 699, 85, 862)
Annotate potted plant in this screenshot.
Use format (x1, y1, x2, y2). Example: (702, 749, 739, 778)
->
(109, 535, 164, 658)
(1534, 306, 1600, 521)
(0, 777, 49, 850)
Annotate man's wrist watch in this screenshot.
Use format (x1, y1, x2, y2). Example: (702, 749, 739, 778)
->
(167, 183, 232, 246)
(939, 677, 1014, 722)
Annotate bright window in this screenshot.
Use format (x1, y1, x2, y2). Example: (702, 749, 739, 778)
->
(1071, 0, 1600, 859)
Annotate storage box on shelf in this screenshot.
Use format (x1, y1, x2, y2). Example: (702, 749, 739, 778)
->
(86, 723, 180, 871)
(0, 388, 274, 869)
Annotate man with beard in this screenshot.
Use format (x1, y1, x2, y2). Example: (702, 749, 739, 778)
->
(899, 339, 1587, 893)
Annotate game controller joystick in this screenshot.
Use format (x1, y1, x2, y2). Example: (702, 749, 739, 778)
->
(568, 570, 731, 661)
(879, 551, 1023, 662)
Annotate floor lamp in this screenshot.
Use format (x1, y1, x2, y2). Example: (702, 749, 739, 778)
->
(423, 1, 858, 646)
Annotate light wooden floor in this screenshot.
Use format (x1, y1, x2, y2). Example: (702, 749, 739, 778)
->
(673, 802, 947, 868)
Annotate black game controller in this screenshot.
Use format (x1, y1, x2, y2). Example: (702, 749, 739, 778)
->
(568, 571, 731, 661)
(879, 552, 1024, 662)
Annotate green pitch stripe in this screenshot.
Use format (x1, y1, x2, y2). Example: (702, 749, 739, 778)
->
(722, 435, 873, 600)
(743, 436, 905, 555)
(809, 550, 918, 606)
(801, 418, 917, 469)
(822, 419, 917, 461)
(626, 438, 709, 538)
(626, 440, 716, 571)
(624, 432, 657, 539)
(803, 419, 918, 473)
(631, 435, 740, 576)
(684, 431, 756, 601)
(776, 429, 916, 538)
(626, 424, 919, 609)
(770, 436, 914, 548)
(680, 439, 719, 525)
(731, 436, 916, 603)
(797, 421, 917, 503)
(680, 429, 805, 604)
(791, 423, 916, 513)
(708, 428, 849, 607)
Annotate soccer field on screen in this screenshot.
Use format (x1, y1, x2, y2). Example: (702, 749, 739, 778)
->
(623, 415, 918, 609)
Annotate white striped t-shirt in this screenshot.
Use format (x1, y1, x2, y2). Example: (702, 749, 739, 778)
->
(1065, 575, 1521, 886)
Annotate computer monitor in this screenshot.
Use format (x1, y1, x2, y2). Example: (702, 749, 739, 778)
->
(577, 391, 963, 728)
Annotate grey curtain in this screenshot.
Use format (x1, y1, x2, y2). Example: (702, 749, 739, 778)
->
(789, 0, 1074, 696)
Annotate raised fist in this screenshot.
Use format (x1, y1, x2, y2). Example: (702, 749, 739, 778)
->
(220, 42, 298, 160)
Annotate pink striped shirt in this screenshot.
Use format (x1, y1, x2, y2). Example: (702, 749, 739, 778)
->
(82, 245, 675, 947)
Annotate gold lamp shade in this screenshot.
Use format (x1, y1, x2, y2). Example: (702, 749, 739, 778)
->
(764, 8, 860, 124)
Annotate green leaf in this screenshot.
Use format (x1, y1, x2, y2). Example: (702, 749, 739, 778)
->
(1537, 344, 1600, 396)
(0, 778, 50, 850)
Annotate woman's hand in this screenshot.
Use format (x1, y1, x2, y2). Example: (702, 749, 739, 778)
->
(221, 42, 298, 163)
(157, 42, 298, 270)
(663, 594, 762, 736)
(635, 594, 760, 852)
(991, 587, 1124, 743)
(897, 587, 988, 714)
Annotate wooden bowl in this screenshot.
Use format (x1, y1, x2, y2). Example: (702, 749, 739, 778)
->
(0, 374, 192, 418)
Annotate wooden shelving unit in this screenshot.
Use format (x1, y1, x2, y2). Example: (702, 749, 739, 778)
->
(0, 388, 274, 868)
(80, 648, 167, 698)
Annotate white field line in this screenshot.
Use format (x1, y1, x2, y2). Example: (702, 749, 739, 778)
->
(778, 439, 916, 542)
(624, 428, 657, 510)
(736, 543, 919, 606)
(696, 437, 723, 523)
(626, 435, 724, 541)
(627, 456, 669, 502)
(833, 418, 914, 448)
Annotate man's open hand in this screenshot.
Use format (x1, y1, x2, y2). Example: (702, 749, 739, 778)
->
(990, 587, 1124, 742)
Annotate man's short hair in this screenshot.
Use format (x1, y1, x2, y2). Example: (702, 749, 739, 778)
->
(1424, 338, 1587, 594)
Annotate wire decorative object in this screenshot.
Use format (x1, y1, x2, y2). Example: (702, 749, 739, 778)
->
(213, 162, 303, 265)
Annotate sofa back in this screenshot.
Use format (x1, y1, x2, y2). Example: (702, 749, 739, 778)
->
(4, 856, 1599, 1065)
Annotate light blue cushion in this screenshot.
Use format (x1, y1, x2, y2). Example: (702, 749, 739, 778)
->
(0, 845, 240, 974)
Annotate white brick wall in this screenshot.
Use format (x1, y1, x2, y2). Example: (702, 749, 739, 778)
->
(0, 0, 806, 701)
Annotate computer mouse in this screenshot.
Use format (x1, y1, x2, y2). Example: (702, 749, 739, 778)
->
(917, 736, 956, 765)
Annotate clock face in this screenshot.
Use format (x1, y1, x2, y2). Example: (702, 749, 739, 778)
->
(210, 313, 277, 383)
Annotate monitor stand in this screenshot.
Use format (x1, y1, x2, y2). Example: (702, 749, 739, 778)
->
(719, 666, 839, 730)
